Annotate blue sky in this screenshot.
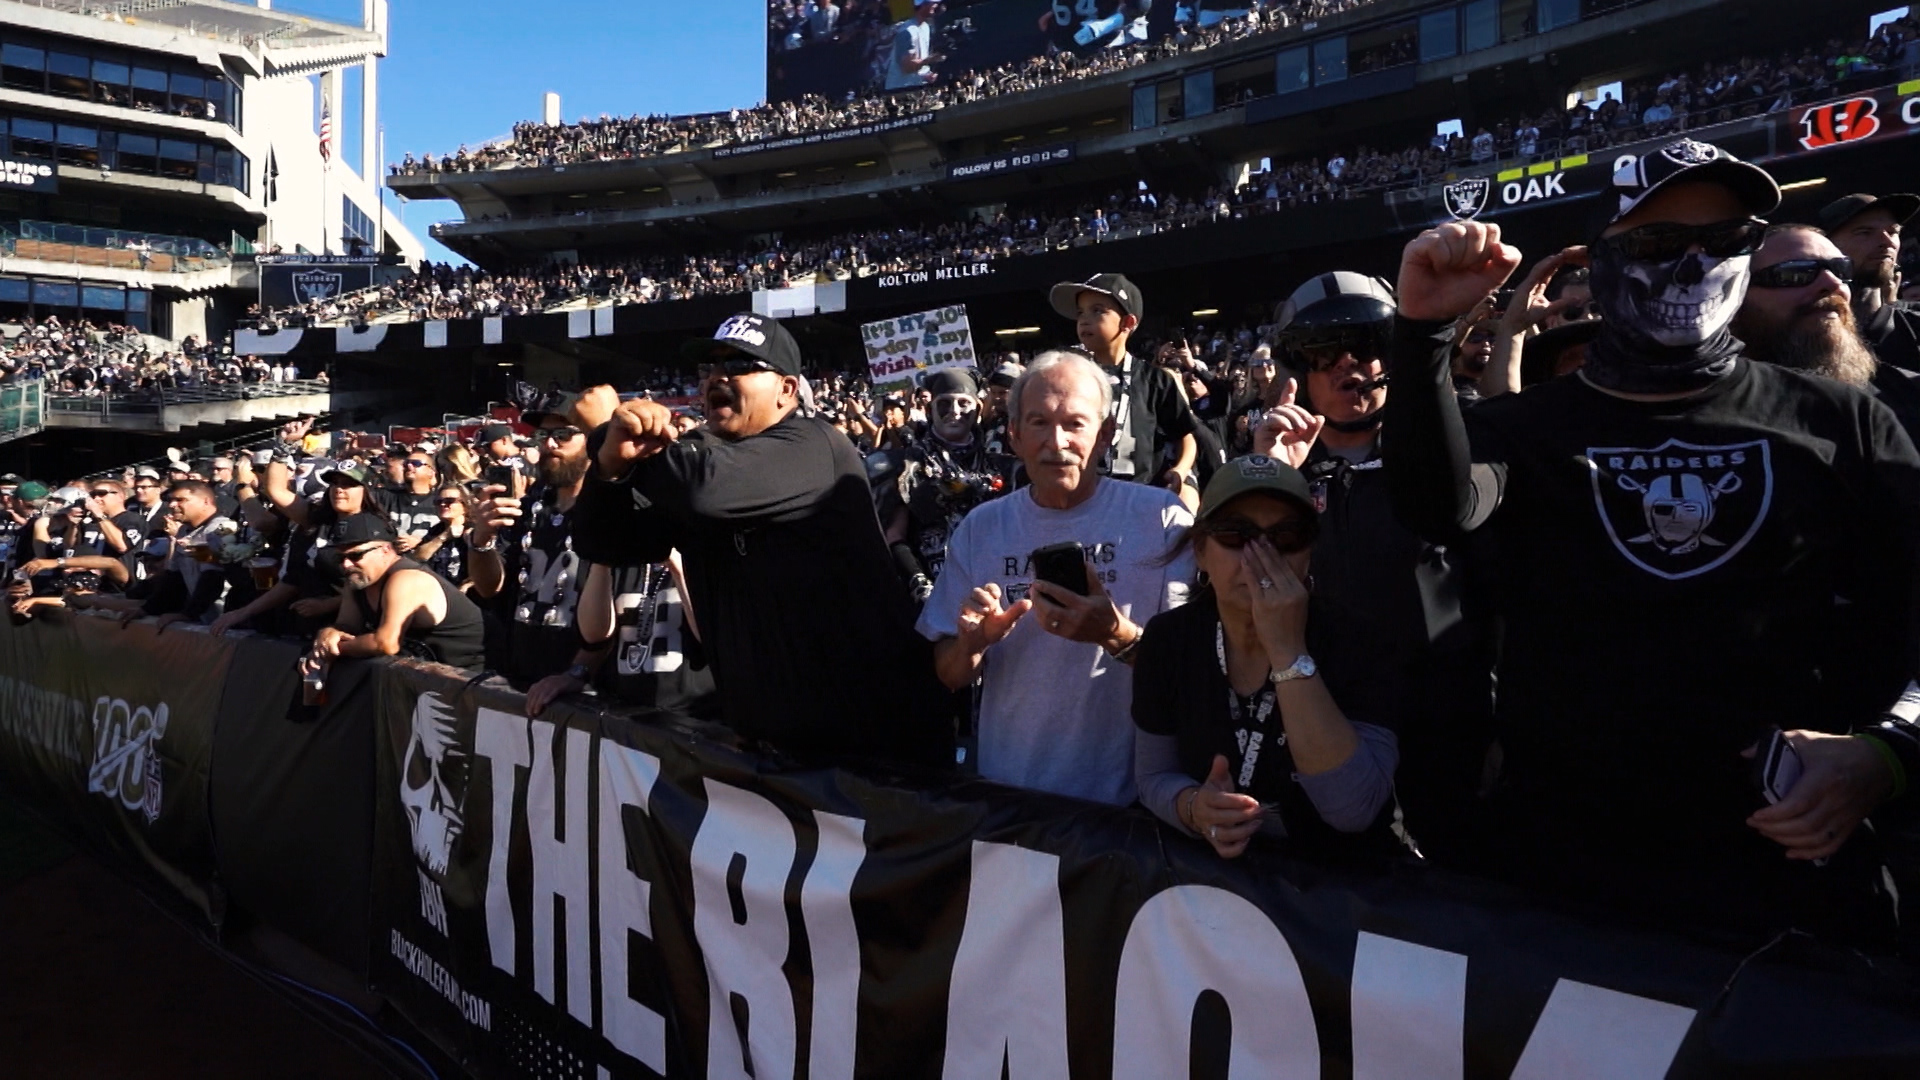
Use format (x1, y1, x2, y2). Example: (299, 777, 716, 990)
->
(281, 0, 769, 263)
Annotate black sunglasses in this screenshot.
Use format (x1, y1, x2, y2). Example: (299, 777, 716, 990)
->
(1203, 517, 1316, 554)
(1597, 218, 1767, 263)
(434, 497, 462, 507)
(403, 460, 434, 470)
(698, 357, 778, 379)
(1749, 256, 1853, 290)
(538, 427, 584, 443)
(89, 490, 114, 498)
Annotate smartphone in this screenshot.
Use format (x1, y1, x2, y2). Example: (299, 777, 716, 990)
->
(1752, 728, 1804, 805)
(484, 464, 517, 491)
(1030, 542, 1089, 597)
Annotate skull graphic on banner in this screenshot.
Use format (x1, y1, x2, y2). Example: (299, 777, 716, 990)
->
(399, 691, 469, 877)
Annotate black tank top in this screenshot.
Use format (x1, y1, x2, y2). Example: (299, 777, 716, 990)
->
(352, 558, 487, 670)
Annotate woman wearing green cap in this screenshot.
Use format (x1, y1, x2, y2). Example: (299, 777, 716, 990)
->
(1132, 454, 1409, 860)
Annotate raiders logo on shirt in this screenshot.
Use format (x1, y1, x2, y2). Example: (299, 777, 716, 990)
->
(1585, 438, 1773, 580)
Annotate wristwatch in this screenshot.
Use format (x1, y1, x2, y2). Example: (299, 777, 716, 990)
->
(1269, 654, 1318, 685)
(470, 534, 499, 553)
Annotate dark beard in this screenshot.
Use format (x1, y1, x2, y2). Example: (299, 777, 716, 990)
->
(1736, 297, 1877, 387)
(1856, 256, 1898, 294)
(539, 451, 590, 489)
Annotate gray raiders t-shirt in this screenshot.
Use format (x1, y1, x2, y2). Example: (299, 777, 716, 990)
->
(917, 479, 1194, 805)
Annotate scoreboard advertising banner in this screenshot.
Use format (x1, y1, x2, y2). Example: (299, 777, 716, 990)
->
(770, 0, 1205, 104)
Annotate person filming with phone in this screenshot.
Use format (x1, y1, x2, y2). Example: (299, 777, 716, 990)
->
(919, 350, 1194, 806)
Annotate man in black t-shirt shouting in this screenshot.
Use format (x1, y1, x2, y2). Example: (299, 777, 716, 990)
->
(1384, 139, 1920, 949)
(572, 312, 954, 767)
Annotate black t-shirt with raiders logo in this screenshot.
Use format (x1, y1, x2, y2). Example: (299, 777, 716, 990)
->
(602, 563, 718, 719)
(1385, 316, 1920, 940)
(505, 486, 586, 682)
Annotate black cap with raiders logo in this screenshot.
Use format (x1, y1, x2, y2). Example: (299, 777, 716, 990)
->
(330, 512, 397, 547)
(1048, 273, 1144, 321)
(1817, 192, 1920, 235)
(1598, 139, 1780, 232)
(1196, 454, 1315, 524)
(679, 312, 803, 376)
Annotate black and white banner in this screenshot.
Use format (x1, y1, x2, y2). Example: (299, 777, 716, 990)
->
(711, 113, 933, 159)
(945, 142, 1075, 181)
(0, 612, 230, 918)
(370, 663, 1920, 1079)
(260, 261, 377, 310)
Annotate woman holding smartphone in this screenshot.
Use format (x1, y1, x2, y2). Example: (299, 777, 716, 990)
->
(1132, 455, 1410, 860)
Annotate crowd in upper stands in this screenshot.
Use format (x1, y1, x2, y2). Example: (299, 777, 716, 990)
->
(392, 0, 1360, 175)
(304, 12, 1920, 332)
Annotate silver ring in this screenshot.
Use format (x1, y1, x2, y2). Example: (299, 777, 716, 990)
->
(1258, 578, 1274, 591)
(1050, 618, 1061, 630)
(1208, 826, 1217, 840)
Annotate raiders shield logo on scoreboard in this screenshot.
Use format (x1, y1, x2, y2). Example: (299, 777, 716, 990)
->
(1442, 177, 1492, 221)
(292, 270, 345, 303)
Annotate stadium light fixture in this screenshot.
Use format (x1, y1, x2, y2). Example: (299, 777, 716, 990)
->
(1192, 309, 1220, 317)
(776, 171, 797, 178)
(1003, 134, 1026, 142)
(855, 160, 876, 167)
(1777, 178, 1827, 193)
(995, 327, 1041, 336)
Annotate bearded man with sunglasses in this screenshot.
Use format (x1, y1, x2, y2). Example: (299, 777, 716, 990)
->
(1384, 139, 1920, 950)
(571, 312, 955, 767)
(1732, 223, 1920, 441)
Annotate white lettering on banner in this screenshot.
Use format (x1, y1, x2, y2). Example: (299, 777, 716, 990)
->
(391, 929, 494, 1030)
(88, 697, 169, 820)
(597, 742, 667, 1071)
(419, 868, 450, 936)
(451, 696, 1704, 1076)
(0, 674, 91, 765)
(1905, 95, 1920, 126)
(1500, 173, 1568, 207)
(469, 707, 867, 1076)
(941, 842, 1071, 1079)
(802, 812, 866, 1080)
(476, 706, 530, 976)
(530, 720, 594, 1023)
(692, 780, 800, 1080)
(1350, 932, 1467, 1080)
(1113, 885, 1321, 1079)
(1509, 979, 1697, 1080)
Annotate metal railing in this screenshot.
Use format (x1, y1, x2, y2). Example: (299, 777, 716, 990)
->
(4, 221, 233, 276)
(47, 379, 329, 418)
(0, 377, 44, 442)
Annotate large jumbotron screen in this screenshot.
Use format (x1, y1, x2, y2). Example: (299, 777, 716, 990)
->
(767, 0, 1225, 104)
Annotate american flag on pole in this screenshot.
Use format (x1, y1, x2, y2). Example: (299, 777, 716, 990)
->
(318, 101, 332, 163)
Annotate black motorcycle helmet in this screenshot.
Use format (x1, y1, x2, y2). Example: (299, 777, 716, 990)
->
(1271, 271, 1397, 372)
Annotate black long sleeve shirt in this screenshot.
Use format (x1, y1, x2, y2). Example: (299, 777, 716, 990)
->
(1382, 315, 1920, 944)
(573, 413, 953, 767)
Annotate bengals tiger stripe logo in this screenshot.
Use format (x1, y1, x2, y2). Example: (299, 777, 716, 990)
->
(1797, 97, 1881, 150)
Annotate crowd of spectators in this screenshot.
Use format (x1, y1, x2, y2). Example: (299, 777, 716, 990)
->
(18, 141, 1920, 968)
(339, 15, 1920, 336)
(0, 316, 308, 395)
(394, 0, 1364, 175)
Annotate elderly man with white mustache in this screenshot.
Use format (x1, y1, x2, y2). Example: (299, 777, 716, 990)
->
(919, 350, 1195, 805)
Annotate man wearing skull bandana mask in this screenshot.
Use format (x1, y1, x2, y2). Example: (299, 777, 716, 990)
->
(879, 368, 1015, 603)
(1384, 139, 1920, 950)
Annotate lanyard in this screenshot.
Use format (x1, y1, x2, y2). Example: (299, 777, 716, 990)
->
(1216, 622, 1277, 789)
(1107, 353, 1137, 477)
